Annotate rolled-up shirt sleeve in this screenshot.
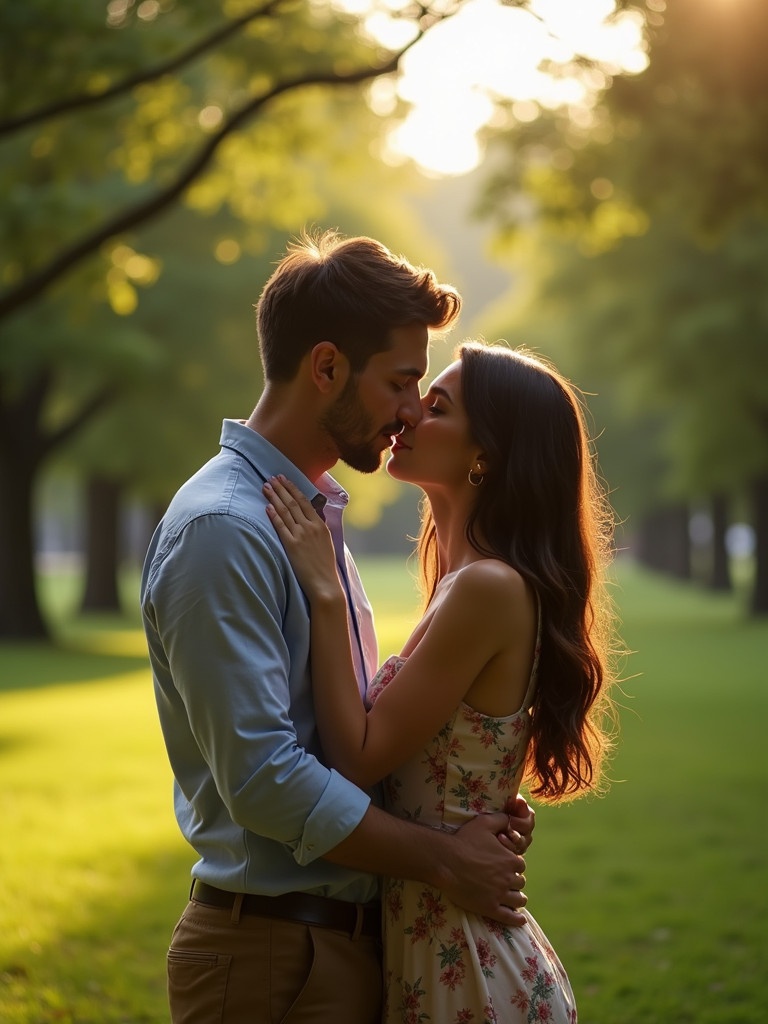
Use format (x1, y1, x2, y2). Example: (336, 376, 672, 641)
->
(147, 511, 370, 864)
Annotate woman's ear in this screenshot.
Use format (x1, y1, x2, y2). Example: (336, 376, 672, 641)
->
(309, 342, 350, 395)
(467, 454, 488, 487)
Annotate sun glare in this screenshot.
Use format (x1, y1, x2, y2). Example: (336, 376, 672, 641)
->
(333, 0, 648, 176)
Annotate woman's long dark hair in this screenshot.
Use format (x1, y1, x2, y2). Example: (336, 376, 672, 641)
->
(417, 341, 620, 802)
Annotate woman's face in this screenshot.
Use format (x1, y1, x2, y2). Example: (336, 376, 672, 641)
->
(386, 360, 480, 491)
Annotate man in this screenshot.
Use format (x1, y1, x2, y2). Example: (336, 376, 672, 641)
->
(141, 230, 535, 1023)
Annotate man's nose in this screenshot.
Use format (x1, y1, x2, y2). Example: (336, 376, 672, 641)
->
(398, 383, 423, 427)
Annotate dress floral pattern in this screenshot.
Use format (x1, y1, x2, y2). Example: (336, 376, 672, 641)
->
(367, 654, 577, 1024)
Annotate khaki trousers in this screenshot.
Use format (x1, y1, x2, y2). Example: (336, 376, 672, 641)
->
(166, 898, 383, 1024)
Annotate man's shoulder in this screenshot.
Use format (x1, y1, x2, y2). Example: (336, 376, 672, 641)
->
(148, 451, 280, 571)
(170, 446, 262, 521)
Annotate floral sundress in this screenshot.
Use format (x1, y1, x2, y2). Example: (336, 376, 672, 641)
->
(367, 652, 577, 1024)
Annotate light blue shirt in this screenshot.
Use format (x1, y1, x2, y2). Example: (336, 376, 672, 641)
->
(141, 420, 380, 902)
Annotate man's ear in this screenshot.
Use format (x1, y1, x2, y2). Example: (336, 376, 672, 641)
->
(309, 342, 350, 394)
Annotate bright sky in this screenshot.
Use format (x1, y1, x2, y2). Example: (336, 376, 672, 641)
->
(334, 0, 650, 176)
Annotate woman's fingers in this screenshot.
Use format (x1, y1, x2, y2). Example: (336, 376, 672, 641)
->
(264, 502, 289, 532)
(266, 476, 314, 524)
(263, 476, 339, 600)
(264, 478, 294, 519)
(263, 480, 299, 529)
(273, 475, 311, 512)
(263, 477, 328, 554)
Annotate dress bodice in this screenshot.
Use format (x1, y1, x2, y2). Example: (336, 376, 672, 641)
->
(366, 654, 535, 830)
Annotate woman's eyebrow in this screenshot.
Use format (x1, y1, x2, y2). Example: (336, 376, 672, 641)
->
(427, 385, 454, 404)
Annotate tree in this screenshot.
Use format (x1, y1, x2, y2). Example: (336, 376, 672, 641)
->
(0, 0, 443, 638)
(0, 0, 431, 321)
(477, 0, 768, 612)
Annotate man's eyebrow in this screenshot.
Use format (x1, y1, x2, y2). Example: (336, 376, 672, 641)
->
(397, 367, 427, 380)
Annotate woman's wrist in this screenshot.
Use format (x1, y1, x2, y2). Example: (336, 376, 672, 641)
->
(308, 584, 346, 608)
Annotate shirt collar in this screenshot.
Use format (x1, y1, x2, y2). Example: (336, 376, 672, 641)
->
(219, 419, 347, 514)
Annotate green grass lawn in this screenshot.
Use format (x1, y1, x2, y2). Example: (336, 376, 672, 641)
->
(0, 559, 766, 1023)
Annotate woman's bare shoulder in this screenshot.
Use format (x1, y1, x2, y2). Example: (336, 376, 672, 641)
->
(448, 559, 533, 622)
(455, 558, 527, 595)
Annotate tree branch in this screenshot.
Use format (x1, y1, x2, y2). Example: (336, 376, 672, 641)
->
(0, 364, 124, 464)
(0, 41, 424, 323)
(41, 386, 121, 461)
(0, 0, 289, 138)
(0, 367, 53, 466)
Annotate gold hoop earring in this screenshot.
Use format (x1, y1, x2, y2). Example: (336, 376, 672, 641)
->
(468, 469, 484, 487)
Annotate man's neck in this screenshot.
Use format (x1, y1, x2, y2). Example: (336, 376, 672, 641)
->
(246, 386, 335, 484)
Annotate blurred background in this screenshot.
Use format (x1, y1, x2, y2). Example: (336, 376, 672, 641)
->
(1, 0, 766, 632)
(1, 1, 766, 1021)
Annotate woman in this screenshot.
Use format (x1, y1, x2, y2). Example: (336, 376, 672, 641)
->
(264, 341, 619, 1024)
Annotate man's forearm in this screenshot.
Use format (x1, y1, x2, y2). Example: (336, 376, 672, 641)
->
(324, 804, 450, 886)
(323, 804, 529, 926)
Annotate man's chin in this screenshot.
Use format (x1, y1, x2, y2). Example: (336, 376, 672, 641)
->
(340, 445, 388, 475)
(341, 456, 385, 475)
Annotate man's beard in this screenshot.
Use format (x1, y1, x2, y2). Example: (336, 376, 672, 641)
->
(321, 378, 398, 474)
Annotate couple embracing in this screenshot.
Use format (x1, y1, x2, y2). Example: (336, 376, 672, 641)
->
(141, 230, 618, 1023)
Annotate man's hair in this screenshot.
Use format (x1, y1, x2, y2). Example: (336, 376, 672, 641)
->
(255, 229, 461, 381)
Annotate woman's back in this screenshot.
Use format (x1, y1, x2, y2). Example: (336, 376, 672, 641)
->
(400, 558, 539, 720)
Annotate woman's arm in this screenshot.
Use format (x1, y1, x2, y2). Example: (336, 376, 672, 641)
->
(264, 476, 371, 778)
(265, 476, 533, 790)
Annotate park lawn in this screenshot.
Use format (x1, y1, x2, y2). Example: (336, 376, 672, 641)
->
(522, 562, 767, 1024)
(0, 559, 766, 1023)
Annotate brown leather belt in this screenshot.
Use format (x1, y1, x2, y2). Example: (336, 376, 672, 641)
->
(190, 880, 381, 939)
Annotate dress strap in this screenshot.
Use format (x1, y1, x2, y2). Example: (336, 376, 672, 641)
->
(520, 591, 542, 712)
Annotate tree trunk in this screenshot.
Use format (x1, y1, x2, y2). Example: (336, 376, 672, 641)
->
(634, 502, 691, 579)
(750, 473, 768, 616)
(669, 502, 692, 580)
(0, 450, 48, 639)
(80, 475, 123, 613)
(634, 508, 666, 571)
(709, 492, 732, 591)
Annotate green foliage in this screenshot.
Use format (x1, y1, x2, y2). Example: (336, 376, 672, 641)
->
(476, 0, 768, 581)
(0, 0, 384, 305)
(53, 204, 272, 497)
(481, 0, 768, 241)
(481, 214, 768, 508)
(604, 0, 768, 234)
(0, 0, 436, 635)
(0, 0, 438, 481)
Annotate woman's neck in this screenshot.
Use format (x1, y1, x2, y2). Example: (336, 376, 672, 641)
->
(427, 491, 484, 579)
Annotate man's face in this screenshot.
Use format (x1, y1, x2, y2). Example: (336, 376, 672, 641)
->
(321, 324, 429, 474)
